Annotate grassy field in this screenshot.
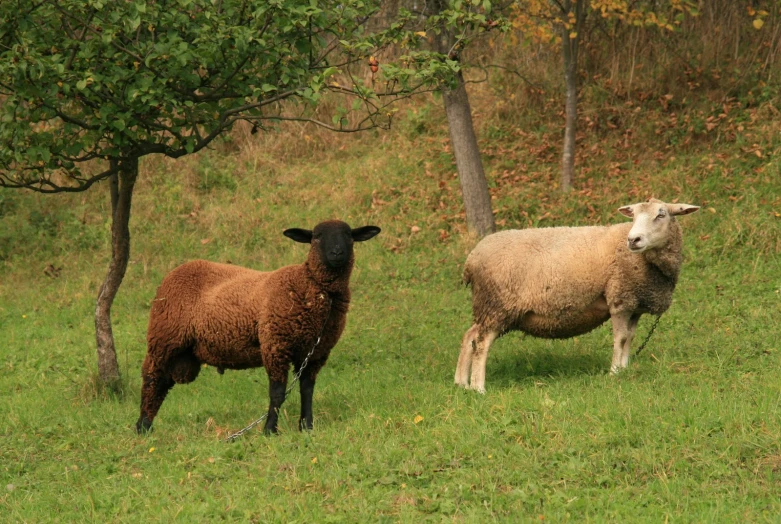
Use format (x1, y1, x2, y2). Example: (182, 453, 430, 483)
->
(1, 93, 781, 521)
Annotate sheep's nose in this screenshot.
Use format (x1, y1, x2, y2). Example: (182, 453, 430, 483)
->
(330, 246, 344, 256)
(629, 236, 642, 245)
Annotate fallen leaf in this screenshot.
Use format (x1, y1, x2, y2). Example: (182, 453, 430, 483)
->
(44, 264, 62, 278)
(413, 415, 424, 424)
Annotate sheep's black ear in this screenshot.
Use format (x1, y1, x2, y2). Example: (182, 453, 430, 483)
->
(351, 226, 381, 242)
(283, 228, 313, 243)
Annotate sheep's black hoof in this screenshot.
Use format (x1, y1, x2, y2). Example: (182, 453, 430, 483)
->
(262, 425, 278, 436)
(136, 416, 153, 434)
(299, 420, 313, 432)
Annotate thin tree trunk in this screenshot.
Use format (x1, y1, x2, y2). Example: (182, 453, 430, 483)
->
(95, 157, 138, 387)
(561, 0, 584, 192)
(433, 5, 495, 238)
(443, 71, 495, 237)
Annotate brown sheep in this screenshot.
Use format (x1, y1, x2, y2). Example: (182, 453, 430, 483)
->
(136, 220, 381, 434)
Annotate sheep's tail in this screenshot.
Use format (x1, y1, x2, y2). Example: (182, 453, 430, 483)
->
(462, 262, 473, 288)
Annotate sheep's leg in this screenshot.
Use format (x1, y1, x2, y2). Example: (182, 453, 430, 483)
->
(610, 312, 633, 374)
(469, 329, 498, 394)
(455, 324, 480, 388)
(620, 314, 642, 368)
(136, 373, 175, 433)
(298, 373, 316, 431)
(263, 379, 287, 434)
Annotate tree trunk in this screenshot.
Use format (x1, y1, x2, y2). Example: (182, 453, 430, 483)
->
(432, 5, 495, 238)
(561, 0, 584, 192)
(442, 71, 496, 237)
(95, 158, 138, 387)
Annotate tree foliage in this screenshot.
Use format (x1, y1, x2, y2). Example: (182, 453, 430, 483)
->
(0, 0, 444, 192)
(511, 0, 699, 44)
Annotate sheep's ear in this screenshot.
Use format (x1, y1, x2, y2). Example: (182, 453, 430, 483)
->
(351, 226, 381, 242)
(618, 205, 635, 218)
(283, 228, 313, 243)
(668, 204, 700, 216)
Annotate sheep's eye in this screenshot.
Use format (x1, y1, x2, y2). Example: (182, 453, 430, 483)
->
(655, 212, 665, 220)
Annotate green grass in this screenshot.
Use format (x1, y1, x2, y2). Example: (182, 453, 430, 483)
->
(2, 100, 781, 521)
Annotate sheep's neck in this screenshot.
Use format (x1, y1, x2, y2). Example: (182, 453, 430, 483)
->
(305, 251, 354, 296)
(643, 225, 683, 284)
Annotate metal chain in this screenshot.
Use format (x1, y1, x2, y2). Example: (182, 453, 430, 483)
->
(634, 314, 662, 357)
(224, 337, 321, 442)
(225, 296, 332, 442)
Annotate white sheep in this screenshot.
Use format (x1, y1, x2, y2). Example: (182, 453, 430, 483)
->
(455, 198, 699, 393)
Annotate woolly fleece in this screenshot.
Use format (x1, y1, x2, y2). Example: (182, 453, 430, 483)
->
(136, 220, 380, 434)
(456, 199, 698, 392)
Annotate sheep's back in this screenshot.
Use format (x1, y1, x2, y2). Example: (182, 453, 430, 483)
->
(148, 260, 271, 352)
(465, 224, 629, 325)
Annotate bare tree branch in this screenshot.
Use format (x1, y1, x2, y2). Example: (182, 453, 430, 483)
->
(468, 63, 543, 89)
(0, 164, 119, 192)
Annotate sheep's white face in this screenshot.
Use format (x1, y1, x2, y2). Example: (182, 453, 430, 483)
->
(619, 199, 699, 253)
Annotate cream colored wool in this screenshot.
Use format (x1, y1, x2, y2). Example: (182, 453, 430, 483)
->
(456, 199, 699, 393)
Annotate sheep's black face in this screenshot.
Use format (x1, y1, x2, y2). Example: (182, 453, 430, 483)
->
(284, 220, 381, 269)
(315, 221, 354, 268)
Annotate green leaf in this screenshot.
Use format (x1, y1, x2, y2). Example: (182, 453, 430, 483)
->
(321, 66, 338, 79)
